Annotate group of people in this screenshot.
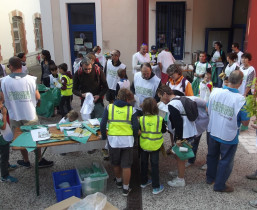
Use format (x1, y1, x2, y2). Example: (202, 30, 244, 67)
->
(0, 43, 256, 205)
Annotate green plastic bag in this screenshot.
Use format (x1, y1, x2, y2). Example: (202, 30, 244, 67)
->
(172, 142, 195, 161)
(192, 77, 201, 96)
(50, 88, 61, 106)
(37, 84, 48, 92)
(36, 90, 54, 118)
(211, 62, 217, 84)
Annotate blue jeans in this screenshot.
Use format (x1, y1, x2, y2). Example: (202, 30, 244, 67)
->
(206, 136, 238, 191)
(140, 149, 160, 188)
(215, 67, 223, 88)
(188, 134, 202, 164)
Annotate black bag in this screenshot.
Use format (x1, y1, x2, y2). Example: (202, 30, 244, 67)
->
(173, 96, 198, 121)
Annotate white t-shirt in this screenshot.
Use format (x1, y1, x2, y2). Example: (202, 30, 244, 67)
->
(1, 74, 37, 121)
(117, 79, 130, 90)
(106, 60, 126, 90)
(21, 65, 28, 74)
(237, 51, 243, 65)
(95, 53, 106, 69)
(168, 97, 197, 139)
(134, 72, 160, 110)
(157, 50, 175, 74)
(224, 62, 239, 78)
(212, 51, 224, 67)
(238, 66, 256, 95)
(132, 52, 150, 73)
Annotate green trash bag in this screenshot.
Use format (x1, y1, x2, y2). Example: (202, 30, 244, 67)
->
(192, 77, 201, 96)
(211, 62, 217, 84)
(50, 88, 61, 106)
(172, 142, 195, 161)
(37, 84, 48, 92)
(36, 90, 54, 118)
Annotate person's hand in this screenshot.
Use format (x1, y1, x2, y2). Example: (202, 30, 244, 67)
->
(93, 95, 100, 102)
(176, 140, 182, 147)
(251, 124, 257, 130)
(1, 107, 7, 115)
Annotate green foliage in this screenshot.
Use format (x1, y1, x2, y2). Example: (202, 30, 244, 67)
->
(243, 78, 257, 123)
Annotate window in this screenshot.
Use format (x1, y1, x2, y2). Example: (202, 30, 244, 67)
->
(12, 16, 24, 54)
(35, 18, 43, 50)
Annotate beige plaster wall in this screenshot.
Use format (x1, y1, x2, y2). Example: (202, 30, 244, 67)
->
(101, 0, 137, 81)
(192, 0, 233, 53)
(0, 0, 41, 65)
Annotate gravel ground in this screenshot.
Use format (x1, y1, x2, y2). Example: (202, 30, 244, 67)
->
(0, 65, 257, 210)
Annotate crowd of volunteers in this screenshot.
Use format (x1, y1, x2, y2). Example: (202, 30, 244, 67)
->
(0, 43, 257, 207)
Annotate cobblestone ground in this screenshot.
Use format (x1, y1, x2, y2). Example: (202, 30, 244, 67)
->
(0, 65, 257, 210)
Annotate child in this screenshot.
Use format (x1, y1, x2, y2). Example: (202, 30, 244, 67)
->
(199, 73, 213, 102)
(59, 110, 79, 124)
(192, 52, 212, 96)
(139, 97, 166, 194)
(100, 89, 139, 197)
(0, 96, 17, 183)
(58, 63, 73, 117)
(49, 64, 62, 88)
(115, 68, 130, 97)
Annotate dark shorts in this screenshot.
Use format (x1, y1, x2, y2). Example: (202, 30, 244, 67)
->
(106, 89, 116, 102)
(109, 145, 133, 168)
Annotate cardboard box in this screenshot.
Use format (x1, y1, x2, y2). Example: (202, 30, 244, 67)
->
(45, 196, 118, 210)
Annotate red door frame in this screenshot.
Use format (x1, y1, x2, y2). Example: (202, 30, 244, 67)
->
(137, 0, 149, 51)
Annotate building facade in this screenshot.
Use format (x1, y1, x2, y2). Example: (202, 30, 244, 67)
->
(0, 0, 43, 67)
(40, 0, 255, 80)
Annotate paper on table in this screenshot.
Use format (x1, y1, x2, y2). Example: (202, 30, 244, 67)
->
(31, 128, 51, 142)
(47, 124, 57, 127)
(88, 118, 100, 126)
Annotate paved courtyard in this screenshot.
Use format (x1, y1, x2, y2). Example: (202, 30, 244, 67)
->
(0, 65, 256, 210)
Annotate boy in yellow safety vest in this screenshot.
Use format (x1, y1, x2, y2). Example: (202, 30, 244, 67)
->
(100, 89, 139, 197)
(58, 63, 73, 117)
(139, 97, 166, 195)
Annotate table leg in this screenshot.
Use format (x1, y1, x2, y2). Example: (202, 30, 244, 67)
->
(35, 148, 39, 196)
(41, 147, 48, 158)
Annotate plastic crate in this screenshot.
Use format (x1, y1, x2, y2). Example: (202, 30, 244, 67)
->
(52, 169, 82, 202)
(76, 162, 109, 196)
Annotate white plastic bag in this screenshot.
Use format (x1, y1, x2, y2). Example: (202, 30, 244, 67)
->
(68, 192, 107, 210)
(81, 93, 95, 121)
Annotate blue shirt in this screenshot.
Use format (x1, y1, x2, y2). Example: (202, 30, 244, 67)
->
(211, 86, 250, 145)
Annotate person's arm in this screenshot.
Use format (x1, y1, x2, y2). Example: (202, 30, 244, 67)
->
(0, 106, 7, 130)
(132, 54, 141, 71)
(115, 83, 120, 97)
(207, 63, 212, 74)
(168, 104, 183, 140)
(161, 118, 167, 133)
(72, 72, 83, 97)
(244, 70, 255, 96)
(61, 76, 67, 90)
(100, 107, 108, 140)
(239, 108, 250, 127)
(35, 90, 40, 100)
(131, 112, 139, 139)
(154, 81, 162, 103)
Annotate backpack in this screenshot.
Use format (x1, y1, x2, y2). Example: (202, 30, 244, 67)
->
(172, 96, 198, 121)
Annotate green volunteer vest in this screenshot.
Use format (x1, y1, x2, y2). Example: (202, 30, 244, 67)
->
(140, 115, 164, 151)
(108, 104, 133, 136)
(61, 75, 73, 96)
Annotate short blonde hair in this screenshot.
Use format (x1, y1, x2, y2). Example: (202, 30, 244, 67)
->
(66, 110, 79, 122)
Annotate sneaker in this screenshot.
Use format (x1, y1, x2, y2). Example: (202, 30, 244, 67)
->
(168, 170, 178, 177)
(140, 180, 152, 188)
(38, 158, 54, 168)
(8, 164, 18, 171)
(114, 178, 122, 189)
(201, 164, 207, 170)
(249, 199, 257, 208)
(1, 175, 18, 183)
(152, 185, 164, 195)
(185, 162, 193, 168)
(122, 188, 132, 197)
(167, 177, 186, 187)
(246, 171, 257, 180)
(17, 160, 31, 168)
(214, 185, 234, 193)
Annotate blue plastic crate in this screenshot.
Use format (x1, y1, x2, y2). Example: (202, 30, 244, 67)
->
(52, 169, 82, 202)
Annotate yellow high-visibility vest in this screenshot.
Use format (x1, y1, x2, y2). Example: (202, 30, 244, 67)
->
(140, 115, 164, 151)
(108, 104, 133, 136)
